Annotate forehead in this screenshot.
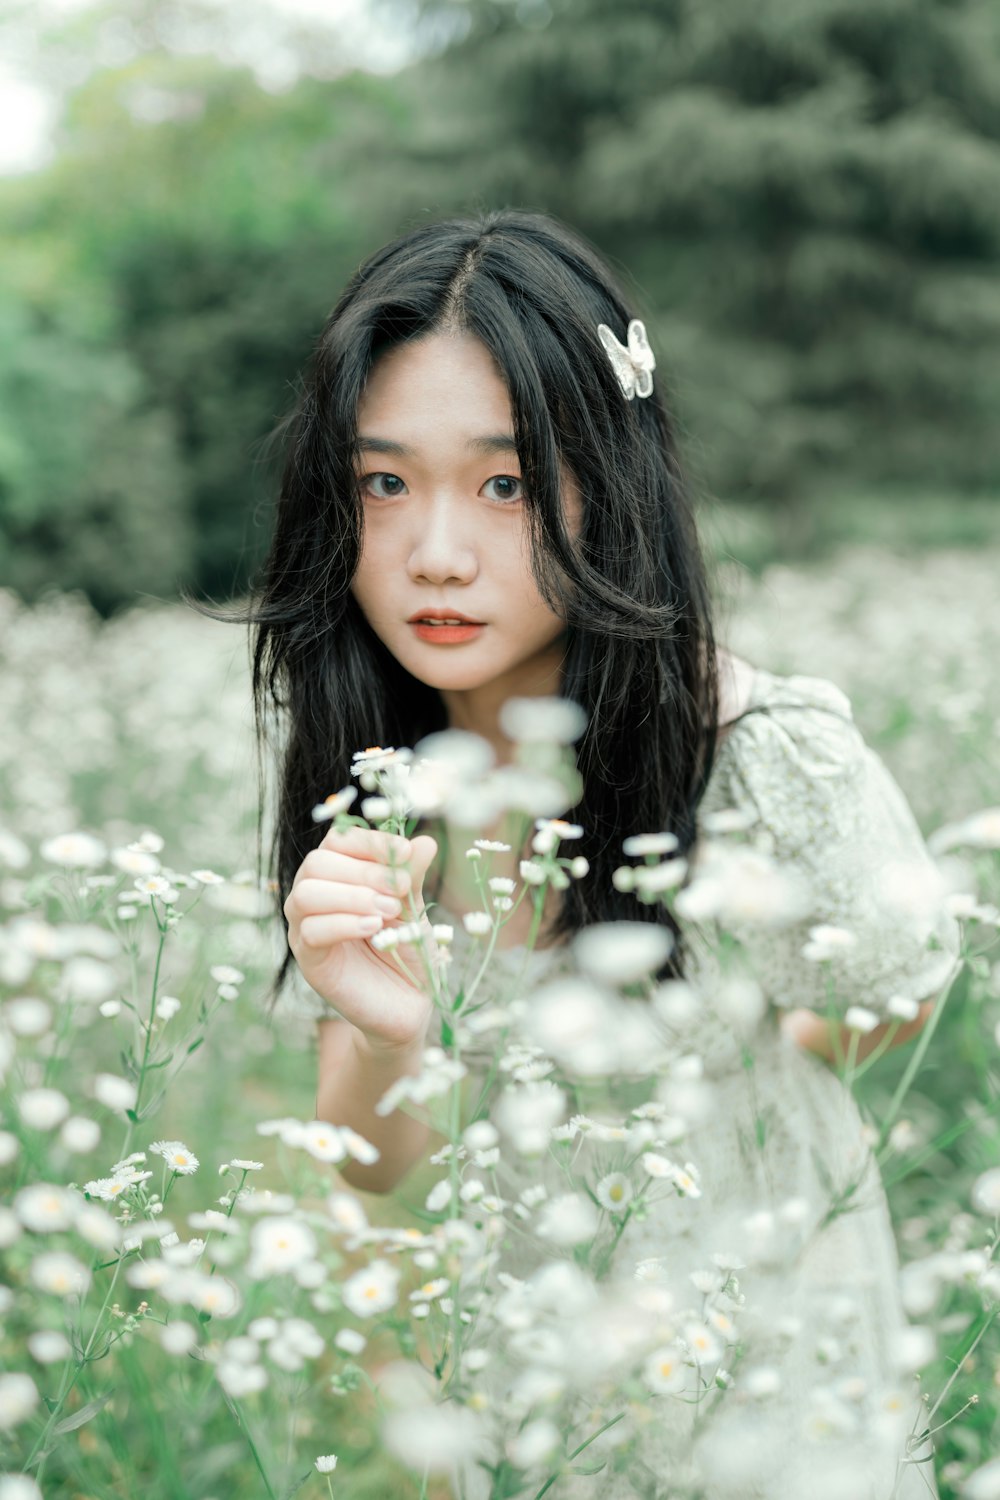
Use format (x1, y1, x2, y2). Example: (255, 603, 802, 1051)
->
(357, 331, 514, 453)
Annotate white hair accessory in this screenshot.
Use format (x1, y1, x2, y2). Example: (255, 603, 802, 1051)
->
(597, 318, 656, 400)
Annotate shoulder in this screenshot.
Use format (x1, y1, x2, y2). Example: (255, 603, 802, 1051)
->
(716, 646, 757, 739)
(705, 657, 870, 842)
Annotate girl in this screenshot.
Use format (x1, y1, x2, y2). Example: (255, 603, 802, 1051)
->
(244, 210, 960, 1497)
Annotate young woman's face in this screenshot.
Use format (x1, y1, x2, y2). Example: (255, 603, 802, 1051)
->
(350, 330, 582, 700)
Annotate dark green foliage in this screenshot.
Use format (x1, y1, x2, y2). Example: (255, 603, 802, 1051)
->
(1, 0, 999, 611)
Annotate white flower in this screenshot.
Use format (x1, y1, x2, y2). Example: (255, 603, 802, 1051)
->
(340, 1127, 379, 1165)
(209, 964, 244, 986)
(361, 796, 392, 820)
(886, 994, 921, 1023)
(17, 1088, 70, 1131)
(410, 1277, 450, 1303)
(383, 1402, 487, 1472)
(161, 1322, 199, 1355)
(462, 911, 493, 936)
(569, 856, 589, 878)
(0, 1373, 39, 1429)
(518, 859, 547, 885)
(536, 1192, 598, 1247)
(595, 1173, 633, 1213)
(230, 1158, 264, 1171)
(298, 1120, 346, 1163)
(493, 1081, 567, 1155)
(506, 1418, 560, 1468)
(929, 806, 1000, 853)
(40, 832, 107, 869)
(573, 921, 672, 986)
(0, 1133, 18, 1167)
(532, 818, 584, 855)
(217, 1362, 267, 1398)
(971, 1168, 1000, 1217)
(315, 1455, 338, 1473)
(844, 1005, 880, 1035)
(327, 1192, 368, 1235)
(156, 995, 182, 1020)
(644, 1344, 687, 1394)
(83, 1175, 132, 1202)
(150, 1140, 200, 1175)
(4, 999, 51, 1037)
(190, 868, 225, 884)
(498, 696, 587, 745)
(801, 925, 858, 962)
(0, 828, 30, 869)
(334, 1328, 366, 1355)
(30, 1251, 91, 1298)
(14, 1183, 77, 1233)
(0, 1475, 44, 1500)
(27, 1329, 72, 1365)
(623, 833, 679, 857)
(311, 787, 358, 822)
(111, 846, 161, 876)
(682, 1321, 721, 1364)
(462, 1120, 499, 1151)
(425, 1179, 453, 1213)
(247, 1217, 318, 1277)
(742, 1365, 781, 1398)
(963, 1456, 1000, 1500)
(341, 1258, 399, 1318)
(488, 876, 516, 895)
(474, 838, 511, 852)
(92, 1073, 137, 1113)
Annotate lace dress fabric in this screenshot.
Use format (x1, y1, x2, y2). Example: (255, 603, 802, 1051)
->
(278, 667, 961, 1499)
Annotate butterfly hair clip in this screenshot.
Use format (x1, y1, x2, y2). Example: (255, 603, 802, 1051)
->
(597, 318, 656, 401)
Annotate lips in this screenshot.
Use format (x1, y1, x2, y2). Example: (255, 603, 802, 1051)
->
(407, 611, 485, 625)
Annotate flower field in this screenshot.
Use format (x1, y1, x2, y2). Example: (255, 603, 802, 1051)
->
(0, 543, 998, 1500)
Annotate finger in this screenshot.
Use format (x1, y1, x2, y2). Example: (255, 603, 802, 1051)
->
(288, 879, 403, 920)
(298, 911, 385, 949)
(318, 825, 412, 865)
(405, 834, 439, 899)
(294, 856, 412, 901)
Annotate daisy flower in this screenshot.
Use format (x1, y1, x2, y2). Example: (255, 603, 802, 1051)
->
(532, 818, 584, 855)
(311, 787, 358, 822)
(341, 1258, 399, 1318)
(595, 1173, 633, 1213)
(40, 832, 107, 869)
(644, 1344, 688, 1394)
(150, 1140, 200, 1175)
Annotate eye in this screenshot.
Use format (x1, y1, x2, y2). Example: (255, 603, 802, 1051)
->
(482, 475, 524, 505)
(359, 472, 407, 499)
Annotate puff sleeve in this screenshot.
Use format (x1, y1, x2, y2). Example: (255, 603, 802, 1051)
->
(699, 672, 963, 1016)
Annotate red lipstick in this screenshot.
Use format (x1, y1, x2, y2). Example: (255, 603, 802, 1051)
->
(407, 608, 486, 645)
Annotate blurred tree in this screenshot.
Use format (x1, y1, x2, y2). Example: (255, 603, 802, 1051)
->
(1, 0, 998, 609)
(398, 0, 1000, 514)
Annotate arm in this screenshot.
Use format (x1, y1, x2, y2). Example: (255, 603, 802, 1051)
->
(315, 1017, 439, 1194)
(781, 998, 935, 1066)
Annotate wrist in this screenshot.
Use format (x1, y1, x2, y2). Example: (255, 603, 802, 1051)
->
(351, 1026, 427, 1070)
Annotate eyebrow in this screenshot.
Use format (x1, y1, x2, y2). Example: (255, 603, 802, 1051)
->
(357, 434, 519, 458)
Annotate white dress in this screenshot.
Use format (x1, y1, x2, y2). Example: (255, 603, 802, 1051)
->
(282, 666, 962, 1499)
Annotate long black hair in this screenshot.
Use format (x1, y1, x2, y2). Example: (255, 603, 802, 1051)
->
(190, 207, 726, 1010)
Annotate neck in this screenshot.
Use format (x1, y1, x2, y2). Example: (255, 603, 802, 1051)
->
(436, 636, 568, 766)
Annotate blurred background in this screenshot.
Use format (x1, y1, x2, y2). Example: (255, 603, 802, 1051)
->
(2, 0, 1000, 615)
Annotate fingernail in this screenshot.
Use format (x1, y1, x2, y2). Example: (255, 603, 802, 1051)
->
(359, 914, 383, 933)
(374, 894, 402, 915)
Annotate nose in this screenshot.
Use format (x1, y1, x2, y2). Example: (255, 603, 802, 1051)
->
(406, 493, 479, 587)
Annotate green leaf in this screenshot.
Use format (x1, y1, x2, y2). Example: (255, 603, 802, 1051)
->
(52, 1390, 113, 1434)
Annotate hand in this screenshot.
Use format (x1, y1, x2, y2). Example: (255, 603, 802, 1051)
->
(283, 826, 439, 1053)
(781, 1000, 935, 1066)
